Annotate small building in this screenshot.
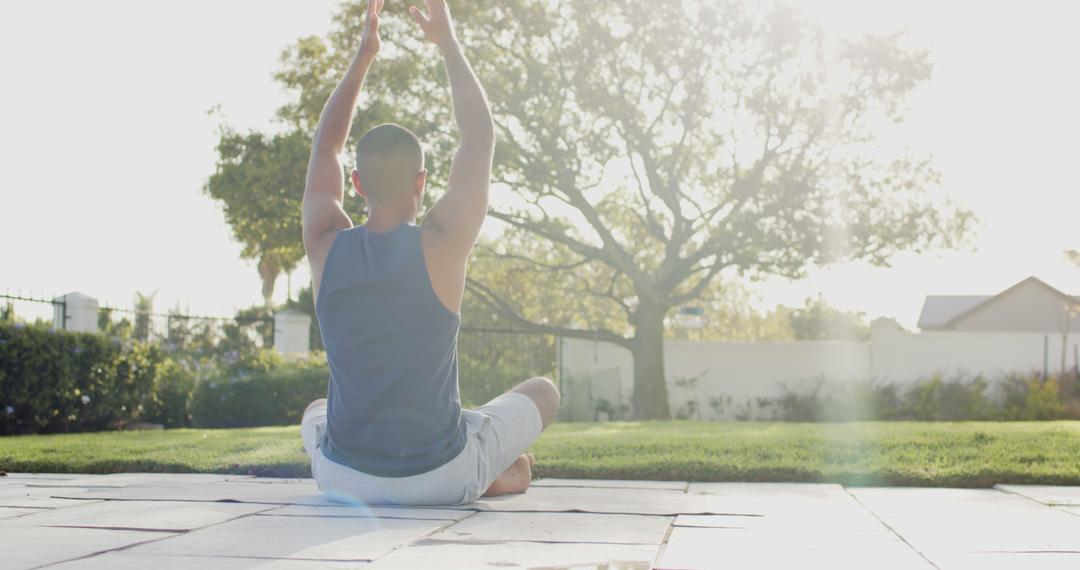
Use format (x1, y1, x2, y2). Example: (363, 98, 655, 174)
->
(917, 276, 1080, 333)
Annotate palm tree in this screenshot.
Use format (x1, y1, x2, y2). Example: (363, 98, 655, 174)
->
(133, 290, 158, 341)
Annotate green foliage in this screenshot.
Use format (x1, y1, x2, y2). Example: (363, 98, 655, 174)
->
(142, 359, 196, 428)
(0, 322, 166, 435)
(1001, 374, 1068, 420)
(98, 307, 133, 340)
(457, 330, 557, 407)
(781, 296, 870, 341)
(203, 128, 319, 303)
(766, 372, 1080, 422)
(1, 302, 14, 323)
(672, 289, 873, 342)
(191, 360, 329, 429)
(133, 290, 157, 342)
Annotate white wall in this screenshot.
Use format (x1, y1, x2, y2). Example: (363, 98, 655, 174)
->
(559, 328, 1080, 420)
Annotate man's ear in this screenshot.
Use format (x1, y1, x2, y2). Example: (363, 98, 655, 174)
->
(351, 170, 366, 198)
(415, 169, 427, 198)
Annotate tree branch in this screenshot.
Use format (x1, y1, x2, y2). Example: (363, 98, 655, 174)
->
(465, 277, 631, 347)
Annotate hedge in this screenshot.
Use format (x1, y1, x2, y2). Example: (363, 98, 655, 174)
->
(0, 323, 166, 434)
(6, 320, 1080, 433)
(756, 371, 1080, 422)
(191, 365, 329, 428)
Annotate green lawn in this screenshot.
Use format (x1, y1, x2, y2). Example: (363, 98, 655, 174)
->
(3, 421, 1080, 488)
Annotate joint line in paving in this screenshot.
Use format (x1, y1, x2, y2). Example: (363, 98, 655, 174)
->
(844, 487, 941, 570)
(650, 515, 678, 570)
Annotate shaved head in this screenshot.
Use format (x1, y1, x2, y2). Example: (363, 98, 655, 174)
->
(354, 124, 425, 204)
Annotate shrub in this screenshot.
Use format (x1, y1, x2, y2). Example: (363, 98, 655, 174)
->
(191, 357, 329, 428)
(142, 359, 197, 428)
(457, 331, 556, 407)
(1001, 374, 1069, 420)
(0, 322, 165, 434)
(902, 374, 994, 421)
(764, 371, 1079, 422)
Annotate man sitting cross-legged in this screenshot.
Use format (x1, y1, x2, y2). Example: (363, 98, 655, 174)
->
(298, 0, 560, 506)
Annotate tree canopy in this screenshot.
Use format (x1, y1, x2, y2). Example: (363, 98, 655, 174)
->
(208, 0, 974, 418)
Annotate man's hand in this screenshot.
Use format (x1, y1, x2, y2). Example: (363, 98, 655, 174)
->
(409, 0, 457, 48)
(359, 0, 384, 59)
(417, 0, 494, 314)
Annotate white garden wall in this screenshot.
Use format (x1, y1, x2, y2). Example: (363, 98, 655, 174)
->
(558, 325, 1080, 420)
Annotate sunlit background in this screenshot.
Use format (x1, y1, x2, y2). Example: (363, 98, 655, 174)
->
(3, 0, 1078, 328)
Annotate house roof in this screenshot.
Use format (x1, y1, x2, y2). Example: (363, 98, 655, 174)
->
(917, 276, 1080, 330)
(917, 296, 991, 330)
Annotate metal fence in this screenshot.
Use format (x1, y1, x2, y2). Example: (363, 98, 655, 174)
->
(1, 291, 559, 402)
(0, 291, 275, 350)
(457, 327, 559, 407)
(97, 305, 276, 350)
(0, 292, 65, 327)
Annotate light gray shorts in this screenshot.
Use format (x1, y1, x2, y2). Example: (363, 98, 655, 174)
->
(301, 392, 543, 506)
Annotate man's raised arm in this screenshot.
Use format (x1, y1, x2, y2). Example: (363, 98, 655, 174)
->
(303, 0, 384, 295)
(413, 0, 496, 258)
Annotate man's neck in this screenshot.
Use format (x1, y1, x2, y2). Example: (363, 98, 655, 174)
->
(364, 206, 414, 234)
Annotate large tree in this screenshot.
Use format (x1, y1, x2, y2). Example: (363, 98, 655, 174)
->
(464, 0, 971, 418)
(221, 0, 974, 419)
(204, 128, 314, 307)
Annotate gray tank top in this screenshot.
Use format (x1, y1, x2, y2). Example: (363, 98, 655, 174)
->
(315, 223, 466, 477)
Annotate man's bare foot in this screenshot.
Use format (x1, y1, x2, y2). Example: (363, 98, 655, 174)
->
(483, 454, 532, 497)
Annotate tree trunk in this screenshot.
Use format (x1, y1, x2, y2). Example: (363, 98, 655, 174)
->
(631, 304, 672, 420)
(258, 257, 279, 310)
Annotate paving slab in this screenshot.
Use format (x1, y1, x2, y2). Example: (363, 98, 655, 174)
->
(1, 472, 99, 480)
(24, 473, 253, 487)
(932, 552, 1080, 569)
(679, 482, 890, 531)
(850, 487, 1080, 569)
(52, 480, 333, 505)
(996, 484, 1080, 506)
(687, 481, 846, 498)
(46, 552, 366, 569)
(0, 485, 99, 508)
(9, 499, 271, 531)
(0, 506, 45, 519)
(440, 485, 763, 516)
(660, 483, 930, 569)
(224, 476, 308, 484)
(2, 524, 170, 569)
(532, 478, 688, 491)
(367, 539, 659, 569)
(675, 514, 783, 529)
(435, 511, 672, 545)
(656, 526, 933, 570)
(261, 504, 472, 521)
(13, 474, 1080, 569)
(127, 512, 452, 561)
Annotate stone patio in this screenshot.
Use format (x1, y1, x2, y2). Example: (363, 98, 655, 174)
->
(3, 473, 1080, 569)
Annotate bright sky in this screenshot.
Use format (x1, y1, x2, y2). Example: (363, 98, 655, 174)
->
(2, 0, 1078, 329)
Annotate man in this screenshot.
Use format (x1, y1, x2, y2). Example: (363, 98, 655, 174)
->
(299, 0, 560, 506)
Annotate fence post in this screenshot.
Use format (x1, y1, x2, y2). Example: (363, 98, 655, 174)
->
(869, 317, 903, 380)
(53, 292, 99, 333)
(273, 309, 311, 355)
